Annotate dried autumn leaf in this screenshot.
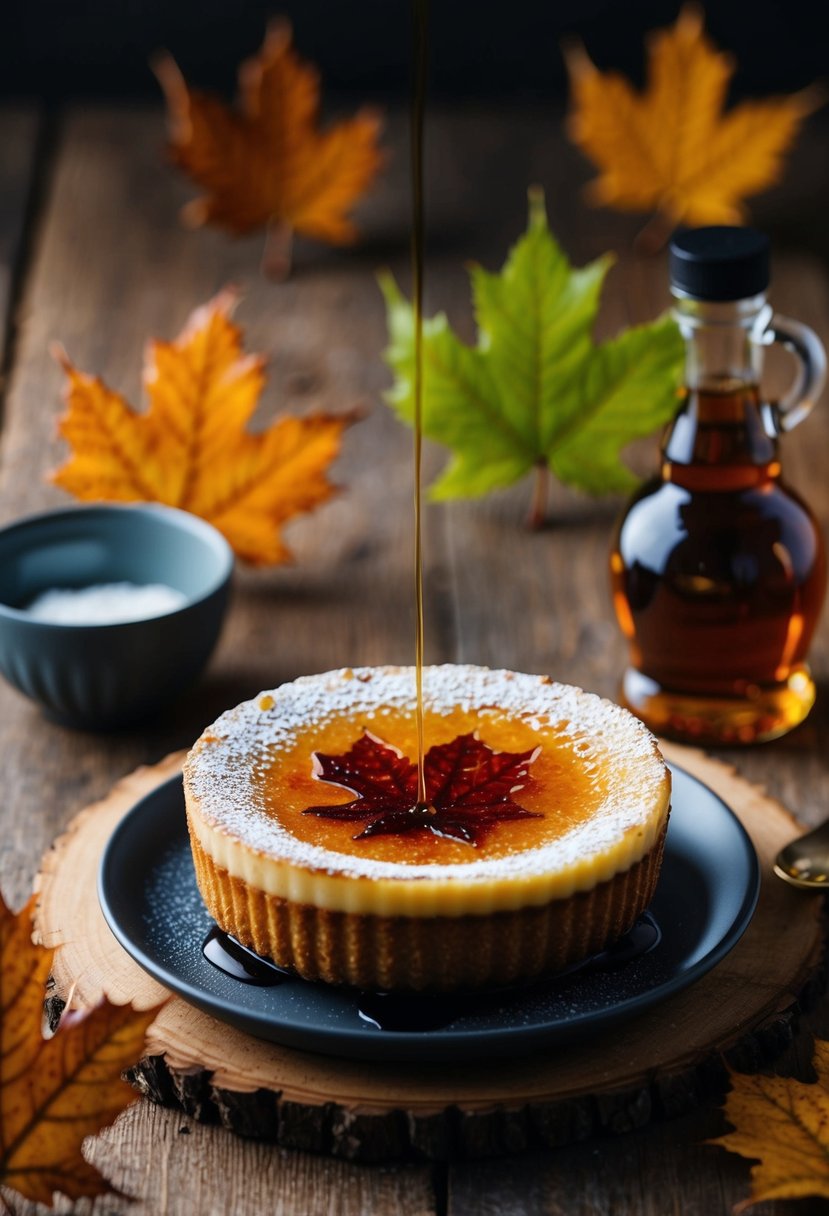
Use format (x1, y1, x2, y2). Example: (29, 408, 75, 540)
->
(51, 290, 359, 565)
(1, 890, 161, 1207)
(305, 731, 541, 845)
(565, 4, 820, 247)
(154, 22, 384, 278)
(710, 1039, 829, 1211)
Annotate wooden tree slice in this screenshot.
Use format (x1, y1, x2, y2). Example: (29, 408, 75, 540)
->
(34, 744, 824, 1162)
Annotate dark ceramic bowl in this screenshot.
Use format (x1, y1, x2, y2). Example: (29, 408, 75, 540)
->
(0, 504, 233, 729)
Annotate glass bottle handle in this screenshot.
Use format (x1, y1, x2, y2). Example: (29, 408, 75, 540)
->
(767, 314, 827, 434)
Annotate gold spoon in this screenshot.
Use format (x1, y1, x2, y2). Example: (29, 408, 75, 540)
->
(774, 821, 829, 889)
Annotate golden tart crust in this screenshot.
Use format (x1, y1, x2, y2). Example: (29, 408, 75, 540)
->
(184, 665, 671, 990)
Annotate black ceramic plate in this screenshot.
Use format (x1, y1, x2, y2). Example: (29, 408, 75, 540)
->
(98, 764, 759, 1062)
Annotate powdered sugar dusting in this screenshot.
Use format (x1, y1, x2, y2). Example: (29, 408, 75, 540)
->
(27, 581, 186, 624)
(184, 665, 668, 883)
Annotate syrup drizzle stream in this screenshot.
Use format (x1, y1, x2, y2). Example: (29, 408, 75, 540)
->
(411, 0, 429, 808)
(203, 912, 662, 1031)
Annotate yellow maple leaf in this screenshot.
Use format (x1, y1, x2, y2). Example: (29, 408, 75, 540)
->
(710, 1039, 829, 1211)
(51, 290, 359, 566)
(154, 21, 384, 278)
(1, 892, 162, 1207)
(565, 4, 820, 245)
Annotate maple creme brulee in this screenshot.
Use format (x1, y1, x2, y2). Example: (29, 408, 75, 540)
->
(183, 665, 671, 990)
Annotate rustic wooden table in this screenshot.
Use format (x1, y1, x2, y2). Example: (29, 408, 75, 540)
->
(2, 102, 829, 1216)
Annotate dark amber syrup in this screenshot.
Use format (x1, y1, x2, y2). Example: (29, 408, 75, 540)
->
(410, 0, 429, 803)
(203, 914, 662, 1030)
(612, 381, 826, 743)
(357, 991, 468, 1033)
(202, 926, 292, 986)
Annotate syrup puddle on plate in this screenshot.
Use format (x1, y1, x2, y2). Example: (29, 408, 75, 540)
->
(202, 912, 662, 1033)
(202, 925, 294, 986)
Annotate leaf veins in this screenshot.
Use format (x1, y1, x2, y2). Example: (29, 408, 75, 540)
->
(710, 1040, 829, 1211)
(0, 892, 163, 1207)
(380, 188, 683, 517)
(50, 290, 359, 566)
(154, 22, 384, 278)
(304, 731, 542, 846)
(564, 4, 820, 247)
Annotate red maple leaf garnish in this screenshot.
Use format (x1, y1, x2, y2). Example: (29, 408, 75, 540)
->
(304, 732, 542, 846)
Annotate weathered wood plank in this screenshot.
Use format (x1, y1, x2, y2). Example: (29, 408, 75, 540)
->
(3, 1101, 437, 1216)
(448, 1101, 829, 1216)
(0, 107, 42, 389)
(456, 966, 829, 1213)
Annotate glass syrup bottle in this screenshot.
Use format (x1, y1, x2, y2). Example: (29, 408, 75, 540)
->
(611, 227, 827, 744)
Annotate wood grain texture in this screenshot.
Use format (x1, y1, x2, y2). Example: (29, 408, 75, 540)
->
(0, 108, 41, 379)
(3, 1101, 437, 1216)
(2, 101, 829, 1212)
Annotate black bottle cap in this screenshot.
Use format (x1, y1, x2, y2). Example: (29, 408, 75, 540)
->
(669, 226, 770, 301)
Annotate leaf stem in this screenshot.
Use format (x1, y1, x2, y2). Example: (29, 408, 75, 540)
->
(634, 210, 676, 256)
(262, 220, 295, 281)
(528, 462, 550, 530)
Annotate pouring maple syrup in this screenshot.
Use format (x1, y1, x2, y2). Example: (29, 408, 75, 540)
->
(411, 0, 429, 804)
(612, 227, 827, 744)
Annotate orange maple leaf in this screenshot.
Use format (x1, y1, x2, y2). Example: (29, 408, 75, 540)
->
(710, 1039, 829, 1211)
(0, 891, 161, 1207)
(564, 4, 820, 248)
(154, 22, 384, 278)
(51, 291, 359, 566)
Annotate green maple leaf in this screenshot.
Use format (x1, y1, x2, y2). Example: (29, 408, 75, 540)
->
(380, 188, 684, 519)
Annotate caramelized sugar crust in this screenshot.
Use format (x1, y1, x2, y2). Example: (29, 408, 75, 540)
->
(185, 666, 671, 916)
(259, 705, 610, 866)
